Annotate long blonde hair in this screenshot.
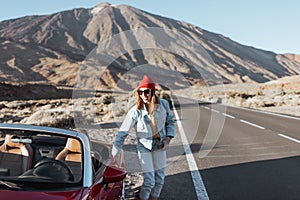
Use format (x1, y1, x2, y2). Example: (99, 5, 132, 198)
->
(136, 90, 160, 113)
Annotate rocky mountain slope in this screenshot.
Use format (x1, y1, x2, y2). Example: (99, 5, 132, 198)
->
(0, 2, 300, 91)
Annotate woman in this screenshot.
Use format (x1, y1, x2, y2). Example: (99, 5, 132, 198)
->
(112, 75, 175, 200)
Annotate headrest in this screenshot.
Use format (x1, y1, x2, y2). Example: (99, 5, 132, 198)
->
(66, 138, 81, 153)
(4, 134, 22, 148)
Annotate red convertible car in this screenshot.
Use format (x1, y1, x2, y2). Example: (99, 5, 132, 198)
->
(0, 123, 126, 200)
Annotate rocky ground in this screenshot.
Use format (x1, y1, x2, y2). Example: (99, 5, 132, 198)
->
(176, 75, 300, 117)
(1, 75, 300, 199)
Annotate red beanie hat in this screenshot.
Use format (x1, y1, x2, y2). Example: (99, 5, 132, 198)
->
(137, 75, 156, 91)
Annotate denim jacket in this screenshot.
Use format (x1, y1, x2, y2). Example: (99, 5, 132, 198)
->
(112, 98, 175, 155)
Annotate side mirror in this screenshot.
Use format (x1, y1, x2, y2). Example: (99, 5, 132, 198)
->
(103, 165, 127, 183)
(88, 165, 127, 198)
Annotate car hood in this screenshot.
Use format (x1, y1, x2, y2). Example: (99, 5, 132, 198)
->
(0, 189, 85, 200)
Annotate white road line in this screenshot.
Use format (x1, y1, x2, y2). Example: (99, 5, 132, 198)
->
(171, 98, 209, 200)
(203, 106, 210, 110)
(278, 133, 300, 144)
(211, 109, 220, 113)
(240, 120, 265, 130)
(222, 113, 235, 119)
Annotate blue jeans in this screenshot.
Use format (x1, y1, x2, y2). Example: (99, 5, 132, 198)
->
(138, 140, 166, 200)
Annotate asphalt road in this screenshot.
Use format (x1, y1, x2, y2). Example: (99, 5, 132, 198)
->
(160, 96, 300, 200)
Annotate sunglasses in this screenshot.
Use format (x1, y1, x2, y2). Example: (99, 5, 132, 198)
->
(137, 89, 151, 95)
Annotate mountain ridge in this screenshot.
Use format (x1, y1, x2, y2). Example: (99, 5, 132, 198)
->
(0, 3, 299, 90)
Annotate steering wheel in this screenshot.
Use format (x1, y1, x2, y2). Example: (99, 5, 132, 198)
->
(33, 158, 74, 182)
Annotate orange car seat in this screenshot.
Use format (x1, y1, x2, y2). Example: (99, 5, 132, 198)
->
(56, 138, 82, 182)
(0, 134, 33, 176)
(56, 138, 82, 162)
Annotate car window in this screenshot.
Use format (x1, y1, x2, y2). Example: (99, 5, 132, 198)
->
(91, 142, 111, 178)
(0, 130, 83, 189)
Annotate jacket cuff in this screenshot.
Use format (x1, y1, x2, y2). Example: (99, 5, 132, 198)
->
(111, 145, 119, 157)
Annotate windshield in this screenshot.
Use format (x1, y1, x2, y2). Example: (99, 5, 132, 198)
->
(0, 129, 83, 190)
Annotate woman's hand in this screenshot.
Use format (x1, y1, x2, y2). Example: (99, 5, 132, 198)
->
(163, 137, 172, 150)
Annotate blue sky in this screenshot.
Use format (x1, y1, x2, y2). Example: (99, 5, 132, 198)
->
(1, 0, 299, 54)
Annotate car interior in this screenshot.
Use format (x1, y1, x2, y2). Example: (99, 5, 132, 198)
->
(0, 130, 81, 184)
(0, 134, 33, 176)
(0, 128, 113, 191)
